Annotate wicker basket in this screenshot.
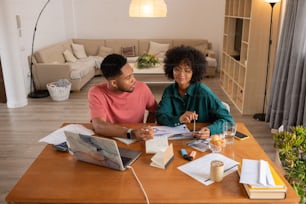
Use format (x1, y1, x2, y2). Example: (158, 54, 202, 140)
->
(46, 79, 71, 101)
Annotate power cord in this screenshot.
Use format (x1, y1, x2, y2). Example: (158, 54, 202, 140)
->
(126, 166, 150, 204)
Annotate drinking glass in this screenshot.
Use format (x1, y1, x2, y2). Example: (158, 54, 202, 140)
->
(223, 122, 236, 144)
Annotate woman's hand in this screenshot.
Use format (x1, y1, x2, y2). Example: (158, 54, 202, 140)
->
(193, 127, 210, 139)
(179, 111, 198, 123)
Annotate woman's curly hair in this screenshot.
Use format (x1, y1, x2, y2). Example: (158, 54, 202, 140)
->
(163, 45, 207, 83)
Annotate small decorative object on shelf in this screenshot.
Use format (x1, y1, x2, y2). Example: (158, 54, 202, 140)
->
(136, 53, 160, 68)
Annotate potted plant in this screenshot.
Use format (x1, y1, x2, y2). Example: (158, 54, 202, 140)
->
(136, 53, 160, 68)
(274, 125, 306, 203)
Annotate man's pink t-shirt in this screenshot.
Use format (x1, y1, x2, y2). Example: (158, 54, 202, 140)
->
(88, 81, 157, 123)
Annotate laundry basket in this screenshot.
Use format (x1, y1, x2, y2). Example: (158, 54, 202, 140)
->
(46, 79, 71, 101)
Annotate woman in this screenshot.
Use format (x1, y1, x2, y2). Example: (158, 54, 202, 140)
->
(156, 45, 234, 139)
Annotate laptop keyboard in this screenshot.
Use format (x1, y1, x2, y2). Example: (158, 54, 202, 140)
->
(121, 156, 132, 166)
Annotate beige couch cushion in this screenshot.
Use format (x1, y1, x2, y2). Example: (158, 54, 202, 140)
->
(148, 41, 169, 58)
(72, 43, 87, 59)
(138, 39, 173, 55)
(34, 40, 73, 63)
(73, 39, 106, 56)
(63, 49, 77, 62)
(98, 46, 113, 57)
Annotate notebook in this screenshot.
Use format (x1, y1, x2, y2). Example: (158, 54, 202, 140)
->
(64, 131, 141, 171)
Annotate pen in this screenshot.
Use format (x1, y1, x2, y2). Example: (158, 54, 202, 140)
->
(193, 111, 196, 132)
(204, 164, 238, 182)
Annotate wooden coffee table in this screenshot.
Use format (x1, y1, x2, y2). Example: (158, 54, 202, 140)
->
(6, 123, 300, 204)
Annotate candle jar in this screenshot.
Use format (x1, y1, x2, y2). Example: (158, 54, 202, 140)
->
(210, 160, 224, 182)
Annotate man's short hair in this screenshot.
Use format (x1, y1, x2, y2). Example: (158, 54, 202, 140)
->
(101, 54, 127, 79)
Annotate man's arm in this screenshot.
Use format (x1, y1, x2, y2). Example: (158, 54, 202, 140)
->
(92, 118, 130, 138)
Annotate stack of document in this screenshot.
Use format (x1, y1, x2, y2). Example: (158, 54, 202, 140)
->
(152, 125, 193, 140)
(239, 159, 287, 199)
(115, 125, 192, 145)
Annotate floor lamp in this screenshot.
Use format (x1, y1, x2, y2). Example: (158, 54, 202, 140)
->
(28, 0, 50, 98)
(253, 0, 280, 121)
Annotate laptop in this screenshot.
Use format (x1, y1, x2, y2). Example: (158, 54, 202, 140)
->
(64, 131, 142, 171)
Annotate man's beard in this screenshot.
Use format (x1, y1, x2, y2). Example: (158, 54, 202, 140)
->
(117, 84, 135, 93)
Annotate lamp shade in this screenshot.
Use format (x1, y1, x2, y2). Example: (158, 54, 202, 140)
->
(264, 0, 280, 3)
(129, 0, 167, 17)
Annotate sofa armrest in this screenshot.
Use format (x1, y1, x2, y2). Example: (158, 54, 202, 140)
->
(206, 49, 216, 58)
(32, 63, 73, 90)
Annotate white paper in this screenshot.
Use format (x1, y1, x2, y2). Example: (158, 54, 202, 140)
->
(264, 160, 275, 186)
(152, 125, 190, 138)
(39, 124, 94, 145)
(113, 137, 137, 145)
(239, 159, 275, 187)
(240, 159, 260, 185)
(178, 153, 239, 186)
(259, 160, 267, 185)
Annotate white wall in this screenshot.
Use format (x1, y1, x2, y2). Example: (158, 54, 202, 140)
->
(73, 0, 225, 54)
(0, 0, 225, 108)
(0, 0, 69, 107)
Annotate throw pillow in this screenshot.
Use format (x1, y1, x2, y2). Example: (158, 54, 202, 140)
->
(71, 43, 87, 59)
(63, 49, 77, 63)
(98, 46, 113, 57)
(148, 41, 169, 58)
(195, 43, 208, 56)
(121, 46, 136, 57)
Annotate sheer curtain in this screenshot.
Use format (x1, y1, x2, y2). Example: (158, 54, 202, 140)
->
(266, 0, 306, 130)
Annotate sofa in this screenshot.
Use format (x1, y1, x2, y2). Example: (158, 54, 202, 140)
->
(32, 39, 217, 91)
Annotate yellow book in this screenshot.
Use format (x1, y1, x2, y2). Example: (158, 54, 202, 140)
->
(242, 183, 286, 199)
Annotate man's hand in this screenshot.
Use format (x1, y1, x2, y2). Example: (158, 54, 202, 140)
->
(133, 126, 154, 141)
(92, 118, 155, 141)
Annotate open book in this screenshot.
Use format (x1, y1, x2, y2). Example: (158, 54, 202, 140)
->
(150, 144, 174, 169)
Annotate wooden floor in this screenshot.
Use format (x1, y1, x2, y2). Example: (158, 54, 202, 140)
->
(0, 75, 276, 203)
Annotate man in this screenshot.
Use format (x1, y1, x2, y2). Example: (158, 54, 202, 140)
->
(88, 54, 157, 141)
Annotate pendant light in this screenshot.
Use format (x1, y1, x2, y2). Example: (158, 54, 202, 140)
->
(129, 0, 167, 17)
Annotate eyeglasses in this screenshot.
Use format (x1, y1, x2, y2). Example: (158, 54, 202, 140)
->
(173, 66, 192, 74)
